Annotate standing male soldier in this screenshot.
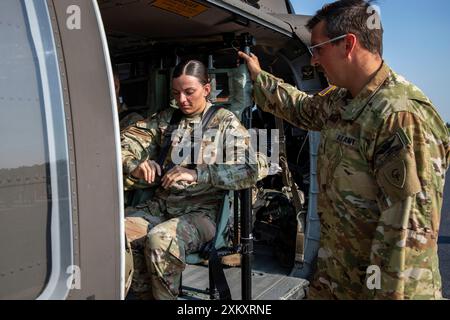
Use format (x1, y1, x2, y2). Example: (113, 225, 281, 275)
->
(239, 0, 450, 299)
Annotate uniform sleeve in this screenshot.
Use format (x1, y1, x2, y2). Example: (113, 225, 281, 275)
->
(368, 111, 447, 299)
(253, 71, 336, 131)
(120, 115, 161, 175)
(196, 114, 268, 190)
(119, 112, 145, 130)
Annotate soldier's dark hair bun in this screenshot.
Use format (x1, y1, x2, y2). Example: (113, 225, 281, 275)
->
(173, 60, 209, 85)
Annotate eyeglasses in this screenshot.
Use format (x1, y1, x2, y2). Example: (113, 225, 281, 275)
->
(307, 34, 347, 57)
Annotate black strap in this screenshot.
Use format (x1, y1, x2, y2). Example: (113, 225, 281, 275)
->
(156, 109, 183, 168)
(199, 191, 232, 300)
(158, 106, 223, 170)
(201, 105, 223, 134)
(208, 247, 232, 300)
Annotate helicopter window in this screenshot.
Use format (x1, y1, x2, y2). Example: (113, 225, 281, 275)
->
(0, 0, 72, 299)
(212, 72, 231, 103)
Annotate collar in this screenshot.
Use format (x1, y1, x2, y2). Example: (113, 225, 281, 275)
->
(184, 101, 212, 124)
(342, 62, 391, 121)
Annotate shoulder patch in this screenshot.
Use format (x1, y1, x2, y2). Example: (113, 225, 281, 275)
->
(135, 119, 149, 128)
(318, 85, 337, 97)
(383, 160, 406, 189)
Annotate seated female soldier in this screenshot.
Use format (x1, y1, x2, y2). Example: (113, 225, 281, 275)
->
(120, 59, 268, 300)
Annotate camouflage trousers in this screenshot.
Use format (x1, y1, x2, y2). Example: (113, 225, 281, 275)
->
(125, 200, 216, 300)
(306, 251, 444, 300)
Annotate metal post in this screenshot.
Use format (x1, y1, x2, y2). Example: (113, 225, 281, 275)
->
(239, 33, 255, 300)
(241, 105, 253, 300)
(208, 54, 215, 69)
(233, 191, 240, 246)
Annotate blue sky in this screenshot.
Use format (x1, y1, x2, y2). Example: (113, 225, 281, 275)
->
(290, 0, 450, 122)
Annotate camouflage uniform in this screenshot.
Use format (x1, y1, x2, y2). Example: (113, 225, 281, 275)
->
(121, 103, 268, 299)
(253, 62, 450, 299)
(118, 102, 144, 130)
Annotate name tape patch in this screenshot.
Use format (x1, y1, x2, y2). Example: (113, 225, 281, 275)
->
(336, 133, 357, 147)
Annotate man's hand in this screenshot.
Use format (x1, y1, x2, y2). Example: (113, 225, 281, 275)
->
(238, 51, 262, 81)
(161, 166, 198, 189)
(131, 160, 161, 184)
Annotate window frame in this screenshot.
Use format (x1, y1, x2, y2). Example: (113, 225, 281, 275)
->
(22, 0, 74, 300)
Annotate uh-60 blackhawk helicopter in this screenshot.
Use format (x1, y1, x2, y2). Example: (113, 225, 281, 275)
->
(0, 0, 331, 300)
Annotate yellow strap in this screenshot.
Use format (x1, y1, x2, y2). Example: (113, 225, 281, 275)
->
(318, 85, 337, 97)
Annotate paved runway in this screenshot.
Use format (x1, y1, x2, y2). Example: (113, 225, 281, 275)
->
(439, 172, 450, 298)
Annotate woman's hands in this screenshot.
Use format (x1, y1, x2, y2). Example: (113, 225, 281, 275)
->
(131, 160, 198, 188)
(161, 166, 198, 189)
(131, 160, 161, 184)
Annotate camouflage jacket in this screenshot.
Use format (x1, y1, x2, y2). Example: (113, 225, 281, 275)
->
(254, 62, 450, 299)
(121, 103, 268, 219)
(118, 102, 144, 130)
